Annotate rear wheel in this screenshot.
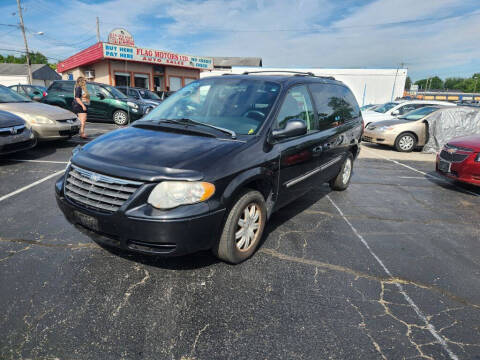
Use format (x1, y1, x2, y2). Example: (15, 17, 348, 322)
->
(329, 153, 353, 191)
(213, 190, 266, 264)
(395, 132, 417, 152)
(113, 110, 128, 126)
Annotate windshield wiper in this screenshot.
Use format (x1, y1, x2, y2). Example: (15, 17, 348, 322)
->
(160, 118, 237, 139)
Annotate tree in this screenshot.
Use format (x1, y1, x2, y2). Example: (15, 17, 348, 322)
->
(405, 76, 412, 90)
(414, 76, 443, 90)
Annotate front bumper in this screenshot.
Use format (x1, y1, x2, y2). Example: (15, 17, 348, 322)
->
(55, 176, 226, 256)
(32, 120, 80, 140)
(0, 129, 36, 155)
(436, 153, 480, 186)
(362, 129, 396, 146)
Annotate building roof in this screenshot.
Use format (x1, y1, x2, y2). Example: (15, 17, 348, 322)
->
(0, 63, 61, 80)
(212, 57, 262, 68)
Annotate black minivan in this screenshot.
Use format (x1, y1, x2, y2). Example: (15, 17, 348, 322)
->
(56, 73, 363, 263)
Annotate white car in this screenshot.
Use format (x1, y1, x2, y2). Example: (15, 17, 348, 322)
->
(362, 100, 454, 126)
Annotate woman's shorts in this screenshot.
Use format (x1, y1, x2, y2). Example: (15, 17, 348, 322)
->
(73, 104, 88, 114)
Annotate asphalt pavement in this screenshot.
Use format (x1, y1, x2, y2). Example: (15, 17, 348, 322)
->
(1, 123, 479, 360)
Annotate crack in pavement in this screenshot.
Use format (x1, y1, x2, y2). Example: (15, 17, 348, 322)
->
(112, 265, 151, 317)
(259, 248, 480, 310)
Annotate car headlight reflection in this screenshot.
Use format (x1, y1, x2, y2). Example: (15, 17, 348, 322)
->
(378, 126, 394, 131)
(147, 181, 215, 209)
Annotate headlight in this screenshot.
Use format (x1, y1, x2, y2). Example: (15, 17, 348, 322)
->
(127, 101, 138, 109)
(31, 116, 55, 124)
(147, 181, 215, 209)
(378, 126, 394, 131)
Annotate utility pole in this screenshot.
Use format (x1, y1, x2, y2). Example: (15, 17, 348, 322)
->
(96, 17, 100, 42)
(390, 62, 404, 102)
(16, 0, 32, 85)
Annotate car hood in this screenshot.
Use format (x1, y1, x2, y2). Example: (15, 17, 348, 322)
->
(447, 134, 480, 151)
(0, 110, 26, 127)
(368, 119, 416, 128)
(362, 111, 394, 121)
(0, 101, 76, 121)
(72, 126, 245, 182)
(141, 99, 162, 106)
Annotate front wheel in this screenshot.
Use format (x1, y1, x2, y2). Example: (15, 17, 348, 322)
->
(213, 190, 267, 264)
(329, 153, 353, 191)
(395, 132, 417, 152)
(113, 110, 128, 126)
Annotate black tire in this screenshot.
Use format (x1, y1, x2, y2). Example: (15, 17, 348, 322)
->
(394, 132, 417, 152)
(113, 110, 128, 126)
(213, 189, 267, 264)
(329, 153, 354, 191)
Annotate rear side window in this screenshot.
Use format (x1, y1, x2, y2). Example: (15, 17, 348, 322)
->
(276, 85, 315, 132)
(49, 82, 74, 93)
(309, 84, 360, 130)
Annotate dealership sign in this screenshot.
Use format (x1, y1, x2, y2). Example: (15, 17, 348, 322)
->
(108, 28, 135, 46)
(102, 43, 213, 70)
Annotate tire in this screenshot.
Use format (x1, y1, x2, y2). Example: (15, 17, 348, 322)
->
(213, 189, 267, 264)
(113, 110, 128, 126)
(394, 132, 417, 152)
(329, 153, 353, 191)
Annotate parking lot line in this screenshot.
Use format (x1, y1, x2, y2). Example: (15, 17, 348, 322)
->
(326, 194, 459, 360)
(4, 159, 69, 164)
(361, 147, 479, 197)
(0, 169, 65, 203)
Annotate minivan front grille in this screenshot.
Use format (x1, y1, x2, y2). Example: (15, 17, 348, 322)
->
(65, 165, 143, 213)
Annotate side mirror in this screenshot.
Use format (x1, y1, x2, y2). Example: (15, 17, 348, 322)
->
(271, 119, 307, 140)
(391, 110, 400, 116)
(96, 93, 105, 100)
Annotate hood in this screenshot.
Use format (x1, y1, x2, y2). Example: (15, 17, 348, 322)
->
(0, 101, 76, 121)
(362, 111, 394, 121)
(367, 119, 414, 128)
(0, 110, 26, 127)
(447, 134, 480, 151)
(73, 125, 245, 182)
(140, 99, 162, 106)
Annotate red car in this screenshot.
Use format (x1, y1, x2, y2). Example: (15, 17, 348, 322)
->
(436, 134, 480, 186)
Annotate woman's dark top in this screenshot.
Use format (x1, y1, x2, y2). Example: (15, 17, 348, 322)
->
(72, 86, 88, 114)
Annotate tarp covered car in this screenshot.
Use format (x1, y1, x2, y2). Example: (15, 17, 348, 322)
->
(423, 106, 480, 153)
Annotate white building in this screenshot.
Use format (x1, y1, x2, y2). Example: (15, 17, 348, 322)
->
(201, 67, 408, 106)
(0, 63, 61, 87)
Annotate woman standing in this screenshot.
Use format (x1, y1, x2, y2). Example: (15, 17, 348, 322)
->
(72, 77, 90, 139)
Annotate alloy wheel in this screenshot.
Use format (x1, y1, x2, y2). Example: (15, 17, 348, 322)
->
(342, 158, 352, 184)
(399, 135, 414, 151)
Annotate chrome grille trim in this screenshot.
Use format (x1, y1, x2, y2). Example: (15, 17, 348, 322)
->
(64, 165, 143, 213)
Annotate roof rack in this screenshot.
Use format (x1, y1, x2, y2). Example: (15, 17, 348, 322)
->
(241, 70, 335, 80)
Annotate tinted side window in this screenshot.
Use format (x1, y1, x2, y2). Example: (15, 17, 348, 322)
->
(117, 87, 127, 95)
(128, 89, 139, 98)
(51, 82, 74, 93)
(309, 84, 359, 130)
(276, 85, 315, 132)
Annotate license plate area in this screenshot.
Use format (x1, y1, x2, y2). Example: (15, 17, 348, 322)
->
(438, 159, 451, 173)
(74, 211, 99, 231)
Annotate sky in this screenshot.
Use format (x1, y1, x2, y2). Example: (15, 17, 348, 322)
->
(0, 0, 479, 81)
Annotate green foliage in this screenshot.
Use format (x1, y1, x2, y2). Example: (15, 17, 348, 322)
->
(405, 76, 412, 90)
(0, 51, 56, 69)
(414, 76, 443, 90)
(414, 74, 480, 93)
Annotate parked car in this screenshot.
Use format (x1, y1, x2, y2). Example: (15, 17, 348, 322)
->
(362, 100, 454, 126)
(43, 80, 148, 125)
(116, 86, 162, 111)
(362, 106, 449, 152)
(0, 110, 36, 155)
(55, 74, 363, 263)
(360, 104, 379, 111)
(436, 135, 480, 186)
(9, 84, 48, 101)
(0, 85, 80, 140)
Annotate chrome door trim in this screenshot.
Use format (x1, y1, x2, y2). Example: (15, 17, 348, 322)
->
(284, 155, 343, 188)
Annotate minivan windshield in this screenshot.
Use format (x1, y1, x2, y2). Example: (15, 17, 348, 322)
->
(398, 106, 440, 121)
(0, 85, 32, 103)
(374, 102, 399, 113)
(142, 78, 281, 135)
